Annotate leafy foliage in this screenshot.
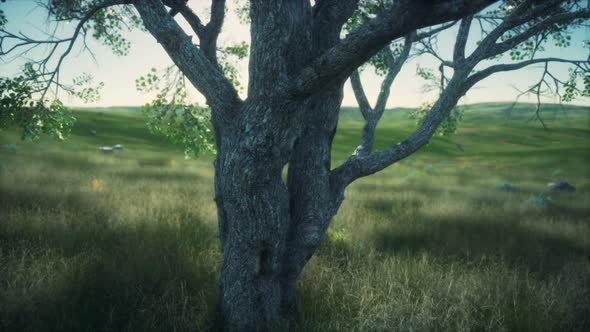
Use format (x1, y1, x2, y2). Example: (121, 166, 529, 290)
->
(49, 1, 142, 56)
(0, 1, 141, 141)
(562, 69, 590, 102)
(134, 41, 248, 157)
(408, 102, 464, 137)
(0, 8, 7, 29)
(136, 67, 215, 158)
(0, 77, 75, 140)
(344, 0, 404, 76)
(64, 73, 105, 102)
(483, 1, 589, 102)
(143, 101, 215, 159)
(218, 42, 249, 92)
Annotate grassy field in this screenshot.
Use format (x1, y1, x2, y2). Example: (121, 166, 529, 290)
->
(1, 102, 589, 331)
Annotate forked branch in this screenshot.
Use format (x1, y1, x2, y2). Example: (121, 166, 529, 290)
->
(133, 0, 240, 114)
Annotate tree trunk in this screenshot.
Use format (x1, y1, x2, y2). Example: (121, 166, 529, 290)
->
(212, 88, 344, 330)
(210, 3, 354, 329)
(212, 101, 299, 331)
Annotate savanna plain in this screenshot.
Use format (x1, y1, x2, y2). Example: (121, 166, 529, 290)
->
(1, 102, 589, 331)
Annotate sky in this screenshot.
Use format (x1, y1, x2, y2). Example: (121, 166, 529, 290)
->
(1, 0, 589, 108)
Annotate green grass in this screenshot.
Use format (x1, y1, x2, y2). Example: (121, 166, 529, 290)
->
(1, 102, 589, 331)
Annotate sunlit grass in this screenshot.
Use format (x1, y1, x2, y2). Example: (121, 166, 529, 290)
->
(1, 103, 589, 331)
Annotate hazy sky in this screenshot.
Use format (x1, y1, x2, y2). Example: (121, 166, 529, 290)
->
(1, 1, 589, 108)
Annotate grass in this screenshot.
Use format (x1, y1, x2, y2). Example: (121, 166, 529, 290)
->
(1, 102, 589, 331)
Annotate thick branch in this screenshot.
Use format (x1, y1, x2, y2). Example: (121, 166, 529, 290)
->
(288, 0, 497, 99)
(312, 0, 359, 53)
(134, 0, 240, 113)
(351, 33, 414, 157)
(374, 35, 413, 114)
(207, 0, 226, 40)
(167, 0, 225, 67)
(349, 70, 372, 117)
(170, 1, 206, 36)
(201, 0, 226, 66)
(453, 15, 473, 63)
(332, 74, 467, 190)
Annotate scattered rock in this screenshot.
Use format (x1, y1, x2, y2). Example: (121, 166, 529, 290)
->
(112, 144, 124, 150)
(547, 182, 576, 193)
(98, 146, 114, 154)
(496, 183, 516, 192)
(89, 130, 97, 136)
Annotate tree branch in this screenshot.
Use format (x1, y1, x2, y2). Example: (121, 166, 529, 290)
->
(207, 0, 226, 40)
(333, 0, 589, 196)
(133, 0, 240, 113)
(164, 0, 226, 67)
(472, 7, 590, 62)
(349, 69, 372, 117)
(287, 0, 497, 99)
(332, 74, 467, 191)
(374, 34, 414, 113)
(201, 0, 226, 66)
(166, 0, 206, 37)
(493, 9, 590, 56)
(472, 0, 561, 56)
(464, 57, 588, 92)
(351, 33, 414, 157)
(0, 0, 132, 100)
(453, 15, 473, 63)
(312, 0, 359, 53)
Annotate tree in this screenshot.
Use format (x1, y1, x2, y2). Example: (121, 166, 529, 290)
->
(1, 0, 588, 330)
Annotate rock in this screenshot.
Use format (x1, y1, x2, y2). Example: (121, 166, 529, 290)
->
(547, 182, 576, 193)
(496, 183, 516, 192)
(98, 146, 114, 154)
(112, 144, 124, 150)
(89, 130, 97, 136)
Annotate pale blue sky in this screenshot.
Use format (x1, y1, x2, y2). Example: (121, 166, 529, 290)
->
(1, 0, 589, 108)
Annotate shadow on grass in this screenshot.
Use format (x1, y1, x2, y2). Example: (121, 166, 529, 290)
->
(372, 214, 589, 276)
(112, 168, 208, 183)
(0, 188, 220, 332)
(7, 152, 101, 172)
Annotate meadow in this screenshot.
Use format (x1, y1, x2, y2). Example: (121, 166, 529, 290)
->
(1, 102, 589, 331)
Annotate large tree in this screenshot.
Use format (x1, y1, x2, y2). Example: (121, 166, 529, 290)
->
(1, 0, 588, 330)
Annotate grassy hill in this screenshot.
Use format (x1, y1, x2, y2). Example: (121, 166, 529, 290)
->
(1, 102, 589, 331)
